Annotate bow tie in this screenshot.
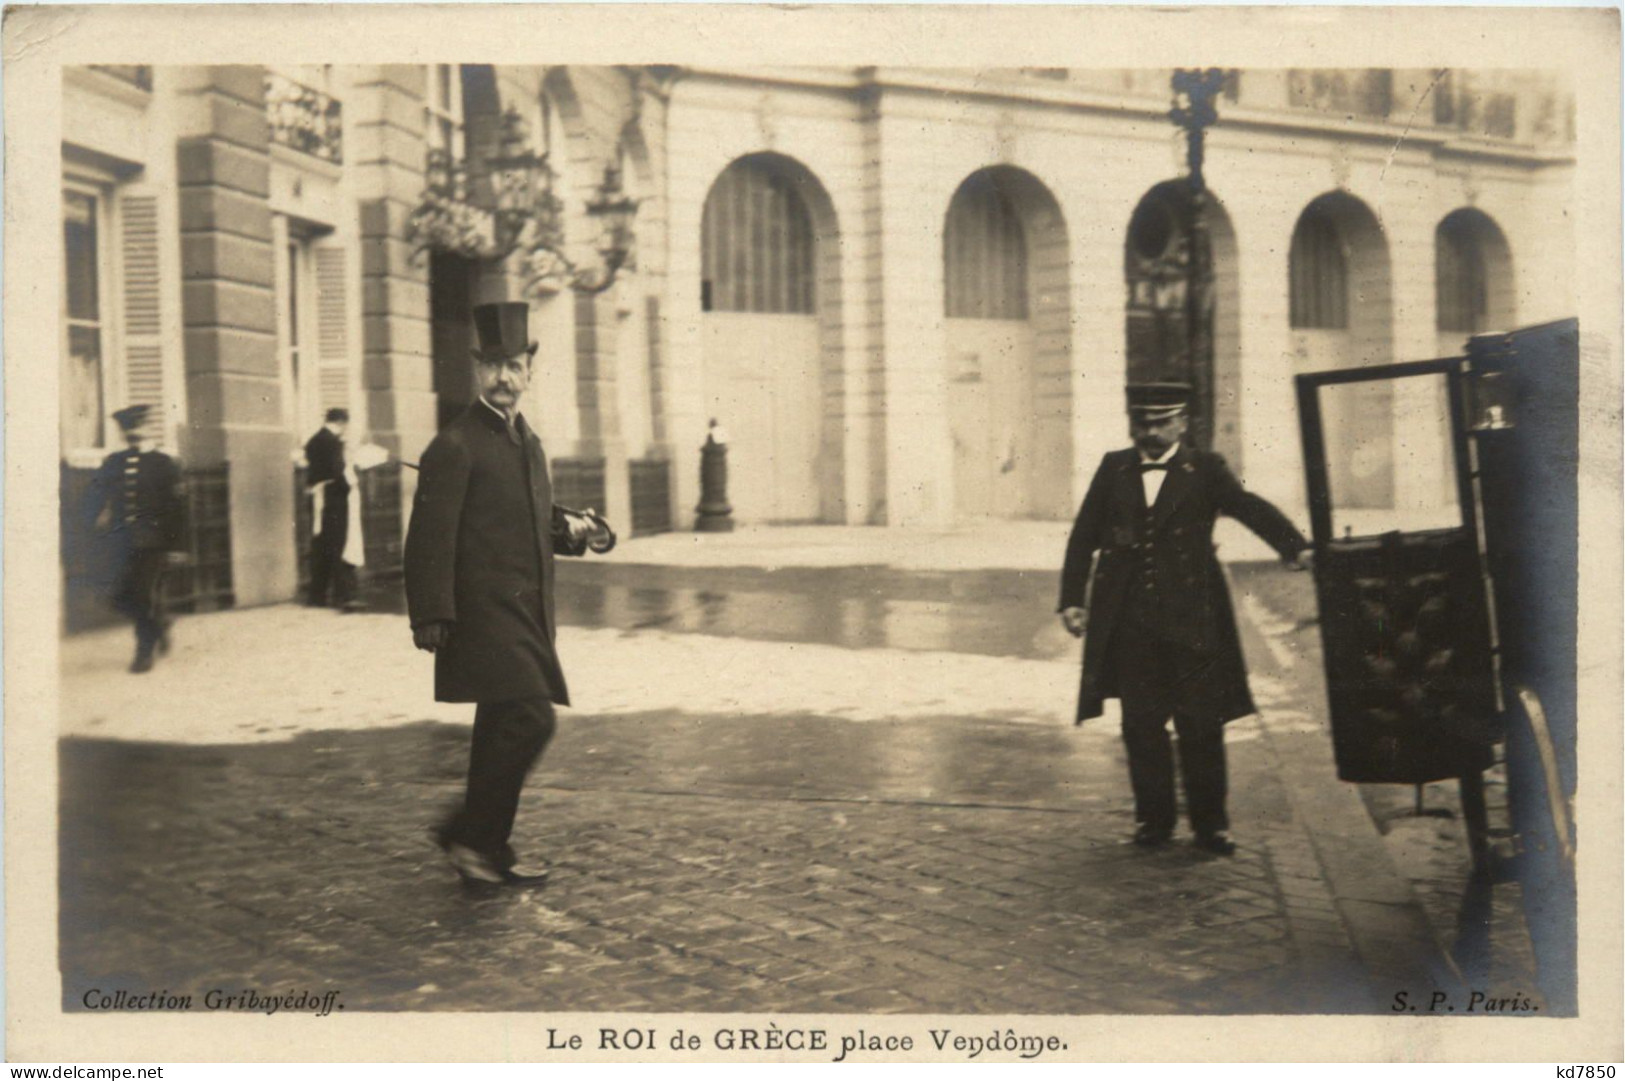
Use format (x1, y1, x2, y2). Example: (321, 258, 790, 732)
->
(1139, 462, 1170, 472)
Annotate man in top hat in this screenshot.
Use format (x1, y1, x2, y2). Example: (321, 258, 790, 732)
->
(405, 301, 601, 886)
(304, 407, 361, 610)
(83, 404, 187, 673)
(1058, 382, 1311, 854)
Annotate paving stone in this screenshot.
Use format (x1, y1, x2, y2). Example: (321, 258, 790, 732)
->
(57, 561, 1482, 1015)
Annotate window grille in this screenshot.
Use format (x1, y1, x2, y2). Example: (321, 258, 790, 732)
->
(1436, 216, 1488, 334)
(701, 159, 816, 314)
(1289, 209, 1348, 330)
(944, 174, 1028, 320)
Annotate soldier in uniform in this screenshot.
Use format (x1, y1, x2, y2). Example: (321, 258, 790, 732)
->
(304, 407, 357, 610)
(1058, 382, 1311, 854)
(405, 302, 600, 887)
(84, 404, 187, 673)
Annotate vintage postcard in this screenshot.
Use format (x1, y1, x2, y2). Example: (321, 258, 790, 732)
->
(5, 2, 1621, 1065)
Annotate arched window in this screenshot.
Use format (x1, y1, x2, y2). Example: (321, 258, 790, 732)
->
(701, 158, 815, 314)
(1289, 208, 1348, 329)
(1436, 214, 1489, 334)
(944, 174, 1028, 319)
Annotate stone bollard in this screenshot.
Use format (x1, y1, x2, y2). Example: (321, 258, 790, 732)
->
(695, 418, 734, 532)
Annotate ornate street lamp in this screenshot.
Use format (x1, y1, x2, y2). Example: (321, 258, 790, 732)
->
(408, 107, 639, 296)
(1168, 68, 1230, 451)
(485, 108, 555, 257)
(580, 161, 639, 294)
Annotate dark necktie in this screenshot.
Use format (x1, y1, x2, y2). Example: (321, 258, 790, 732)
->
(1139, 462, 1169, 472)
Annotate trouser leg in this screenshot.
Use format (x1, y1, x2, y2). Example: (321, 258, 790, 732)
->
(308, 532, 333, 605)
(333, 560, 358, 607)
(114, 551, 164, 655)
(446, 697, 556, 860)
(1173, 712, 1229, 835)
(1121, 708, 1177, 832)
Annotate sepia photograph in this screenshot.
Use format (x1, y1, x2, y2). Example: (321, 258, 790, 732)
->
(6, 3, 1622, 1065)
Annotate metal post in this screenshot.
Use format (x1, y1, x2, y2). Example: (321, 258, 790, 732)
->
(695, 418, 734, 532)
(1170, 68, 1228, 452)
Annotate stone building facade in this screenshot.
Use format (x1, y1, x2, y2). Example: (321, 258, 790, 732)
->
(61, 64, 1576, 612)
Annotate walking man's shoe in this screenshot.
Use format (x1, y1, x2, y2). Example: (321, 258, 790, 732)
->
(442, 842, 507, 884)
(1133, 823, 1173, 847)
(130, 650, 155, 674)
(1194, 831, 1237, 856)
(501, 856, 551, 887)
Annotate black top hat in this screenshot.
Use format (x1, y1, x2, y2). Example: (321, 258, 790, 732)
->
(111, 404, 153, 431)
(472, 302, 538, 359)
(325, 407, 350, 423)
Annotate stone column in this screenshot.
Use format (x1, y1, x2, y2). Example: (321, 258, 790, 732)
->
(1228, 193, 1305, 526)
(876, 107, 952, 528)
(350, 66, 435, 501)
(574, 289, 632, 527)
(174, 65, 294, 606)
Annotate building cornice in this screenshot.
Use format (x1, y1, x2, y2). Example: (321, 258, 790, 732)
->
(674, 65, 1575, 169)
(64, 66, 153, 110)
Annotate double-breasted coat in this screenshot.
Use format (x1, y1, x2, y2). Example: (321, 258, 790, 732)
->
(405, 403, 586, 706)
(1058, 445, 1308, 725)
(85, 447, 187, 554)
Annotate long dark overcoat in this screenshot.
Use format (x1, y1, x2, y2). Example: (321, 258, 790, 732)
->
(304, 426, 351, 538)
(405, 403, 584, 705)
(1058, 445, 1307, 725)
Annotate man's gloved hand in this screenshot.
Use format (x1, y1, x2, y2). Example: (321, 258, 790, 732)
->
(1060, 607, 1088, 639)
(566, 511, 596, 545)
(413, 621, 453, 652)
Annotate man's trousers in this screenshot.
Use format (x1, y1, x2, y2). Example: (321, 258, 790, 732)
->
(441, 697, 557, 864)
(308, 498, 354, 607)
(1107, 617, 1229, 836)
(111, 548, 170, 658)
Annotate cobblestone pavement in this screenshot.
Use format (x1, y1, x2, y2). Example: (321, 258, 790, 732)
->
(60, 551, 1461, 1015)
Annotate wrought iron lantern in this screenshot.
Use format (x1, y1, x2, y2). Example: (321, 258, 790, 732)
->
(485, 108, 557, 258)
(407, 106, 639, 296)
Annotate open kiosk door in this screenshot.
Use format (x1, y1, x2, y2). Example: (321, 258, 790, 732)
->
(1295, 357, 1501, 786)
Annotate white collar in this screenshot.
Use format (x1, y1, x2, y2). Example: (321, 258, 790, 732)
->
(479, 397, 517, 426)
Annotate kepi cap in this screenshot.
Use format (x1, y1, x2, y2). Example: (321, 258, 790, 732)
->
(472, 302, 538, 359)
(111, 404, 153, 431)
(1125, 381, 1192, 422)
(325, 407, 350, 423)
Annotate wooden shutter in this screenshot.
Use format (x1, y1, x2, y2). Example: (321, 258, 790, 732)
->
(315, 247, 350, 411)
(120, 193, 165, 411)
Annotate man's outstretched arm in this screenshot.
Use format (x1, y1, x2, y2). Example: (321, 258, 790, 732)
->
(1210, 455, 1310, 565)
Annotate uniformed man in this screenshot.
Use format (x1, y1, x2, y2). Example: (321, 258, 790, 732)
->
(405, 301, 601, 887)
(304, 407, 358, 610)
(1058, 382, 1311, 854)
(84, 405, 187, 673)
